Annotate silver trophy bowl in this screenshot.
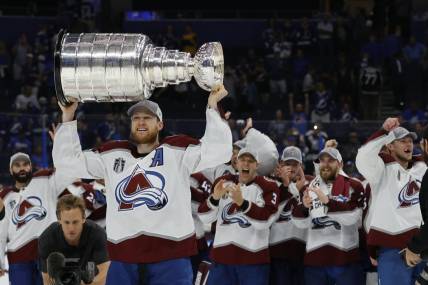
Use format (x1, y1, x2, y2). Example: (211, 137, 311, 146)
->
(54, 30, 224, 105)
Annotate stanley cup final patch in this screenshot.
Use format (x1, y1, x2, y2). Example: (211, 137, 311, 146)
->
(113, 157, 126, 173)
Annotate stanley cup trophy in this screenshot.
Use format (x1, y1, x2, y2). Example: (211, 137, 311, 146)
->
(54, 30, 224, 106)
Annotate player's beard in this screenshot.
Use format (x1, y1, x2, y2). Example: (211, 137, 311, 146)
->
(130, 128, 159, 145)
(320, 166, 338, 182)
(12, 170, 32, 184)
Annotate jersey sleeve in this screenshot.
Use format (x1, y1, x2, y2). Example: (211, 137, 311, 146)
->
(182, 108, 232, 174)
(53, 121, 106, 180)
(355, 129, 395, 187)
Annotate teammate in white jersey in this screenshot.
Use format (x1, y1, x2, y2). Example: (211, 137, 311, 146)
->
(53, 85, 232, 285)
(356, 117, 427, 285)
(0, 152, 76, 285)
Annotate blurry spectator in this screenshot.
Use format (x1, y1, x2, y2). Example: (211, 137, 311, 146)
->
(334, 17, 349, 53)
(12, 33, 32, 81)
(292, 48, 310, 93)
(15, 84, 40, 112)
(266, 51, 287, 104)
(181, 25, 197, 55)
(268, 109, 287, 143)
(295, 17, 316, 55)
(96, 113, 121, 142)
(272, 31, 293, 59)
(317, 14, 334, 63)
(383, 26, 403, 60)
(34, 25, 50, 55)
(0, 41, 10, 79)
(22, 53, 39, 84)
(359, 58, 382, 120)
(361, 33, 384, 66)
(336, 102, 358, 122)
(240, 74, 258, 111)
(403, 36, 426, 63)
(289, 92, 309, 135)
(223, 66, 239, 105)
(401, 101, 427, 124)
(157, 24, 180, 48)
(302, 65, 315, 94)
(31, 143, 45, 170)
(390, 51, 406, 109)
(263, 19, 277, 57)
(8, 128, 32, 154)
(311, 81, 332, 123)
(304, 123, 328, 173)
(334, 53, 355, 101)
(339, 131, 361, 163)
(403, 37, 425, 105)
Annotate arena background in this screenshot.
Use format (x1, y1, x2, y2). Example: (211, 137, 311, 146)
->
(0, 0, 428, 283)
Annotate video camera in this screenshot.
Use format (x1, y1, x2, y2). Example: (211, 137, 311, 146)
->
(47, 252, 97, 285)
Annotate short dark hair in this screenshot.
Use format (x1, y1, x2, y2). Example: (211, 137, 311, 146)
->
(56, 194, 85, 220)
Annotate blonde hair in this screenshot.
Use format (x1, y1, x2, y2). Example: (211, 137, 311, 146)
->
(56, 194, 85, 219)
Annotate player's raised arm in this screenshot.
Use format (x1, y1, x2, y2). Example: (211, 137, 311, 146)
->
(53, 102, 106, 180)
(182, 84, 233, 174)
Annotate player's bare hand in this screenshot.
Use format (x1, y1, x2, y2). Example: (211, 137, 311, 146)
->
(382, 117, 400, 132)
(302, 190, 312, 208)
(404, 248, 421, 267)
(278, 165, 292, 187)
(311, 187, 329, 204)
(325, 139, 338, 148)
(58, 101, 78, 123)
(208, 84, 228, 110)
(295, 167, 306, 191)
(212, 179, 229, 200)
(229, 184, 244, 206)
(224, 111, 231, 120)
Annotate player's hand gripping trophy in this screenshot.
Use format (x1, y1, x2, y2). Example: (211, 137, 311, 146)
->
(54, 30, 224, 105)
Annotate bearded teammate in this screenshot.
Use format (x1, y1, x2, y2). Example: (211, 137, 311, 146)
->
(53, 85, 232, 285)
(293, 147, 365, 285)
(0, 153, 77, 285)
(356, 118, 427, 285)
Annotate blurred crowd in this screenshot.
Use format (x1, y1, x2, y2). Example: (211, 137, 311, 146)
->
(0, 5, 427, 183)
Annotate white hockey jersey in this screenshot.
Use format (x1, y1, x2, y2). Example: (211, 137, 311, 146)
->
(190, 172, 213, 251)
(201, 127, 279, 183)
(198, 174, 279, 264)
(53, 108, 232, 263)
(0, 170, 75, 266)
(269, 179, 310, 263)
(292, 174, 364, 266)
(356, 129, 427, 250)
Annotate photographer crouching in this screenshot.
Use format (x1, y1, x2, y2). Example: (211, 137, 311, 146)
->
(38, 194, 110, 285)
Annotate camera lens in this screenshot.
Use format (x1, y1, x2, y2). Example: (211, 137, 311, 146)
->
(59, 271, 80, 285)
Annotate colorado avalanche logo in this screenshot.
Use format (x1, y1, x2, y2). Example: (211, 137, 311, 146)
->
(312, 216, 341, 230)
(331, 194, 350, 203)
(115, 165, 168, 211)
(12, 196, 47, 229)
(221, 203, 251, 228)
(398, 179, 421, 208)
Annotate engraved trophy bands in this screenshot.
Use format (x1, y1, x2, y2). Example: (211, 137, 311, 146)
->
(54, 30, 224, 105)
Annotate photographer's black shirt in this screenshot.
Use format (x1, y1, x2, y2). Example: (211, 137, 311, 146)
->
(38, 220, 109, 273)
